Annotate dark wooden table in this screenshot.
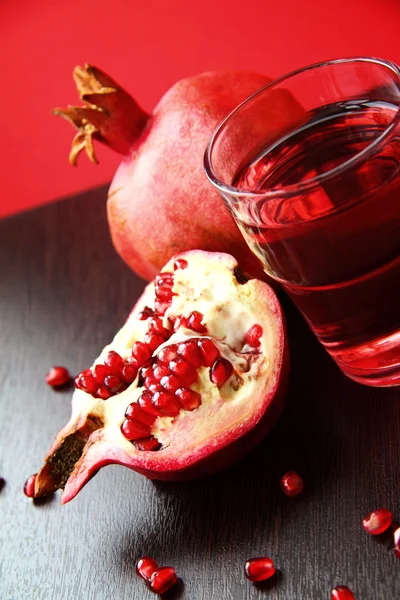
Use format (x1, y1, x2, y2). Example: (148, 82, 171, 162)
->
(1, 187, 399, 600)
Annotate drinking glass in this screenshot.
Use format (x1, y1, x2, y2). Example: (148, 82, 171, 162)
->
(204, 57, 400, 387)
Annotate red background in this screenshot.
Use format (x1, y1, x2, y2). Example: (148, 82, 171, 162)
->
(1, 0, 399, 218)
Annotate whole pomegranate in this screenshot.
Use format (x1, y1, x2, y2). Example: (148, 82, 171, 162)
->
(55, 64, 285, 280)
(34, 251, 288, 503)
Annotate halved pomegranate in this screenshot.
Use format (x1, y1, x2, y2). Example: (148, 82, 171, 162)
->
(34, 251, 288, 503)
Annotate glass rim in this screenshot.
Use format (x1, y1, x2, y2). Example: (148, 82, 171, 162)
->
(204, 56, 400, 200)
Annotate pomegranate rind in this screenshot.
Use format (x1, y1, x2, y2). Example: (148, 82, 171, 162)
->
(35, 250, 289, 503)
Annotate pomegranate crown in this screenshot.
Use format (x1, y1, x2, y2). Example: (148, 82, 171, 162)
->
(53, 63, 149, 166)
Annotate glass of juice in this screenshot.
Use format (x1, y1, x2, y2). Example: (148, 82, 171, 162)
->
(204, 57, 400, 387)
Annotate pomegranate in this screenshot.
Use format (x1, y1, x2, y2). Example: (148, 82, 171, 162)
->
(54, 64, 301, 281)
(34, 251, 288, 503)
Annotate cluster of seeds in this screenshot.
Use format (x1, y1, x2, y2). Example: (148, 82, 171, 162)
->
(121, 337, 233, 449)
(136, 556, 178, 595)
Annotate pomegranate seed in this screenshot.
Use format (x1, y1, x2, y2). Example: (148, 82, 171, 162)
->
(174, 258, 188, 270)
(144, 332, 165, 352)
(244, 557, 275, 583)
(362, 508, 392, 535)
(23, 474, 37, 498)
(155, 287, 174, 301)
(152, 391, 181, 416)
(177, 340, 203, 367)
(175, 388, 202, 411)
(161, 373, 184, 392)
(153, 363, 171, 381)
(125, 403, 156, 426)
(210, 358, 233, 387)
(244, 324, 263, 348)
(92, 364, 109, 384)
(97, 385, 112, 400)
(148, 567, 178, 595)
(148, 317, 170, 338)
(104, 375, 124, 393)
(154, 300, 170, 316)
(188, 311, 207, 333)
(132, 341, 152, 366)
(138, 306, 155, 320)
(0, 477, 5, 491)
(393, 527, 400, 558)
(137, 391, 161, 416)
(79, 373, 97, 394)
(144, 377, 163, 393)
(136, 556, 159, 581)
(198, 338, 219, 366)
(121, 419, 151, 441)
(140, 364, 154, 379)
(169, 357, 198, 386)
(104, 351, 124, 374)
(280, 471, 304, 497)
(45, 366, 71, 387)
(134, 436, 162, 451)
(157, 344, 178, 364)
(121, 363, 138, 384)
(331, 586, 356, 600)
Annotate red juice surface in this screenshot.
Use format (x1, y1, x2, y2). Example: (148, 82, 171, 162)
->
(233, 100, 400, 385)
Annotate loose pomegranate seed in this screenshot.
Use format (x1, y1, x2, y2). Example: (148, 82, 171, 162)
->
(362, 508, 392, 535)
(121, 419, 151, 441)
(153, 363, 171, 381)
(138, 306, 155, 320)
(280, 471, 304, 497)
(78, 373, 97, 394)
(104, 351, 124, 374)
(244, 557, 275, 583)
(244, 324, 263, 348)
(176, 388, 202, 410)
(157, 344, 178, 364)
(137, 391, 161, 416)
(331, 586, 356, 599)
(92, 364, 109, 384)
(23, 474, 37, 498)
(144, 332, 165, 352)
(134, 436, 162, 451)
(148, 317, 170, 338)
(169, 358, 198, 386)
(152, 391, 181, 416)
(132, 341, 152, 365)
(187, 311, 207, 333)
(104, 375, 124, 393)
(198, 338, 219, 366)
(393, 527, 400, 558)
(45, 366, 71, 387)
(161, 373, 184, 392)
(148, 567, 178, 595)
(177, 340, 203, 367)
(97, 385, 112, 400)
(121, 363, 138, 384)
(136, 556, 159, 581)
(0, 477, 5, 491)
(210, 358, 233, 387)
(125, 402, 157, 426)
(174, 258, 188, 270)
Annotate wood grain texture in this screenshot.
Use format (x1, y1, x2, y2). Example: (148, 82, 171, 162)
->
(0, 187, 399, 600)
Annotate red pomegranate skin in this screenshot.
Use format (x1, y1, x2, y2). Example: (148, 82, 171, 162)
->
(107, 70, 273, 281)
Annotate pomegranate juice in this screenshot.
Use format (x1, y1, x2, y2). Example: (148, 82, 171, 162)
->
(233, 100, 400, 385)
